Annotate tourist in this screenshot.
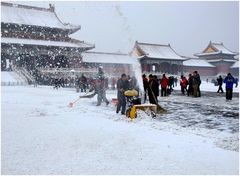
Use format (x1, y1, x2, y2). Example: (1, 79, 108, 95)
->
(80, 74, 87, 92)
(192, 71, 201, 97)
(224, 73, 237, 100)
(217, 75, 224, 93)
(116, 73, 129, 114)
(168, 76, 174, 91)
(160, 74, 168, 97)
(180, 75, 188, 95)
(187, 74, 193, 96)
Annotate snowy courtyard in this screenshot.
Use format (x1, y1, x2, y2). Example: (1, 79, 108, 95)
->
(1, 85, 239, 175)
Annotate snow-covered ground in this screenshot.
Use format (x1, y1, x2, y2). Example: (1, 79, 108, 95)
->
(1, 85, 239, 175)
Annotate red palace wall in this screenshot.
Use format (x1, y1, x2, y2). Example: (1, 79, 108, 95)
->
(211, 62, 234, 74)
(184, 66, 216, 76)
(231, 68, 239, 78)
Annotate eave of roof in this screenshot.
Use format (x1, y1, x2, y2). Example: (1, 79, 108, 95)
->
(135, 41, 185, 60)
(1, 37, 95, 49)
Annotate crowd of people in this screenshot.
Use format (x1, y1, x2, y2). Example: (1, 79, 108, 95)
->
(31, 66, 238, 115)
(141, 71, 238, 103)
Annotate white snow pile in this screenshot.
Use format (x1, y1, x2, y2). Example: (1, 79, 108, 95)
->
(1, 86, 239, 175)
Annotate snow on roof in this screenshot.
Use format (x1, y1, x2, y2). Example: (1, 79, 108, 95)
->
(211, 43, 236, 55)
(135, 42, 185, 60)
(207, 59, 237, 62)
(195, 42, 237, 56)
(1, 2, 80, 33)
(231, 61, 239, 68)
(234, 55, 239, 60)
(82, 52, 137, 64)
(183, 59, 215, 67)
(1, 37, 94, 49)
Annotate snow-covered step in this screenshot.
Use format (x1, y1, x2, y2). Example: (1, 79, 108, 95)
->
(1, 71, 28, 86)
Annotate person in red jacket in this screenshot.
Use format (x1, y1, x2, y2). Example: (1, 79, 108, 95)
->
(160, 74, 169, 97)
(180, 75, 188, 95)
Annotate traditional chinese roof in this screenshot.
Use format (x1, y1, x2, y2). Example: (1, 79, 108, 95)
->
(1, 2, 80, 34)
(195, 41, 238, 57)
(231, 61, 239, 68)
(132, 41, 185, 60)
(82, 51, 137, 64)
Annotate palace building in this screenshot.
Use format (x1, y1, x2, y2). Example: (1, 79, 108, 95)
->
(131, 41, 186, 76)
(81, 51, 136, 79)
(1, 2, 94, 78)
(192, 41, 238, 77)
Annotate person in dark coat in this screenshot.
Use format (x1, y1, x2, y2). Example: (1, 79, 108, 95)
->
(160, 74, 168, 97)
(142, 74, 148, 103)
(192, 71, 201, 97)
(148, 74, 159, 104)
(217, 75, 224, 93)
(153, 75, 159, 97)
(187, 74, 193, 96)
(80, 74, 87, 92)
(168, 76, 174, 90)
(116, 74, 129, 114)
(224, 73, 237, 100)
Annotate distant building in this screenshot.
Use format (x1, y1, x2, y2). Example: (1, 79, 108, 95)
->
(183, 57, 216, 77)
(131, 41, 186, 76)
(81, 51, 136, 79)
(1, 2, 94, 76)
(230, 59, 239, 78)
(193, 41, 238, 77)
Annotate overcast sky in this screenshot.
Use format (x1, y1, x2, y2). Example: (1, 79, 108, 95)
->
(17, 1, 239, 56)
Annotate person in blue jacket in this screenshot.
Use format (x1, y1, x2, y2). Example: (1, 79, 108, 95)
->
(223, 73, 238, 100)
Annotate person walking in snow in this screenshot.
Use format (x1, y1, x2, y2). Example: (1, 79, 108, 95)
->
(168, 76, 174, 91)
(224, 73, 237, 100)
(116, 73, 129, 115)
(180, 75, 188, 95)
(80, 74, 87, 92)
(217, 75, 224, 93)
(160, 74, 168, 97)
(187, 74, 193, 96)
(192, 71, 201, 97)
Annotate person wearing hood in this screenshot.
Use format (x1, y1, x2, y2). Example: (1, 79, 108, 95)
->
(224, 73, 237, 100)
